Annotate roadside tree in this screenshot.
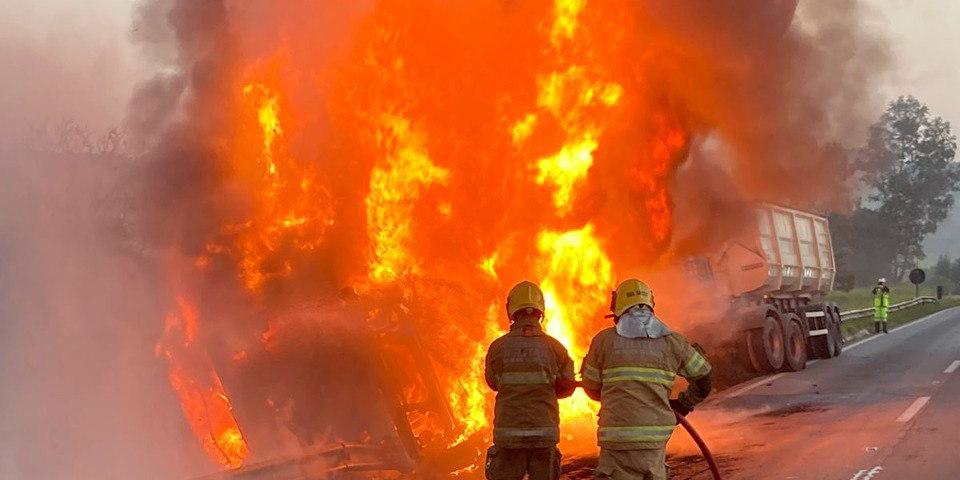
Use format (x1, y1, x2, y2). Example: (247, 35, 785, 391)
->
(836, 96, 960, 283)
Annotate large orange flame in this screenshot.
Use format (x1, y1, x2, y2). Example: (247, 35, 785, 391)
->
(366, 114, 450, 283)
(159, 0, 696, 468)
(538, 225, 612, 421)
(228, 77, 335, 294)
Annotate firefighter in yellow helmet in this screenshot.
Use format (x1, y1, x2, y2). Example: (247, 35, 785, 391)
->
(484, 281, 577, 480)
(581, 279, 713, 480)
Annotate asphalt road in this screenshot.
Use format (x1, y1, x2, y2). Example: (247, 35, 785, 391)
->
(670, 306, 960, 480)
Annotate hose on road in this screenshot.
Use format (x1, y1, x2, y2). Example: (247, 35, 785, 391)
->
(675, 412, 723, 480)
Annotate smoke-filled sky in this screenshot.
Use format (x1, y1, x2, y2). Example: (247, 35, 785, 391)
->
(6, 0, 958, 252)
(2, 1, 958, 261)
(2, 0, 957, 145)
(1, 1, 959, 479)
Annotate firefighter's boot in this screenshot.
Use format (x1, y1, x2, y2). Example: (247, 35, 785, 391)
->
(882, 322, 889, 334)
(874, 322, 881, 333)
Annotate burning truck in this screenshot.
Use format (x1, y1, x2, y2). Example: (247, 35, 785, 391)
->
(180, 287, 489, 479)
(687, 204, 842, 375)
(173, 202, 843, 480)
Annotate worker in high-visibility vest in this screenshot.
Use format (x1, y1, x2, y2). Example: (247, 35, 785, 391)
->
(581, 279, 713, 480)
(872, 278, 891, 334)
(484, 281, 577, 480)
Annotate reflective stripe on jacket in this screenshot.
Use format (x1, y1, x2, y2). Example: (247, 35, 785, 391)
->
(581, 328, 711, 450)
(485, 323, 575, 448)
(873, 287, 890, 319)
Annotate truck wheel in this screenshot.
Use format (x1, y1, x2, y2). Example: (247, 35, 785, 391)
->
(803, 304, 826, 358)
(746, 315, 785, 372)
(808, 305, 837, 359)
(813, 321, 839, 358)
(781, 314, 807, 371)
(829, 307, 843, 356)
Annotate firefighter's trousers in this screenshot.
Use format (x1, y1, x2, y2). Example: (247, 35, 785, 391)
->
(874, 309, 888, 333)
(485, 446, 561, 480)
(595, 448, 667, 480)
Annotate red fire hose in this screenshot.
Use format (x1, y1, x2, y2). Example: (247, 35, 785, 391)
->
(674, 412, 723, 480)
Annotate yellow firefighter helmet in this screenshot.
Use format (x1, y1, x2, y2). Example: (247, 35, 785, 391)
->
(505, 281, 546, 319)
(611, 278, 655, 317)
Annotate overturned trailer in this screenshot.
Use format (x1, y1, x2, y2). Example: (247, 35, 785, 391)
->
(690, 204, 842, 373)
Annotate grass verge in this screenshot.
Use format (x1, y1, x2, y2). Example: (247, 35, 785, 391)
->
(840, 297, 960, 338)
(826, 283, 945, 311)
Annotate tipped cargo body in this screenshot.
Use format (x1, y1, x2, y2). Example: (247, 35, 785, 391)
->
(713, 204, 836, 298)
(692, 204, 842, 374)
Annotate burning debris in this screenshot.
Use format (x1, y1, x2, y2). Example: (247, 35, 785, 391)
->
(126, 0, 888, 476)
(157, 295, 249, 468)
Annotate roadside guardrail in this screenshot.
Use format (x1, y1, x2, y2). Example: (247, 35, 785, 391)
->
(839, 296, 938, 322)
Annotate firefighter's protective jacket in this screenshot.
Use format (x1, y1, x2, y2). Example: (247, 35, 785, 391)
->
(872, 286, 890, 320)
(581, 328, 711, 450)
(485, 320, 576, 448)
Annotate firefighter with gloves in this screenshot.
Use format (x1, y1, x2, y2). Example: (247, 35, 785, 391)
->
(581, 279, 712, 480)
(484, 281, 577, 480)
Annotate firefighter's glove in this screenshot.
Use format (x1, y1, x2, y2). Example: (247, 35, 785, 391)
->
(670, 398, 693, 416)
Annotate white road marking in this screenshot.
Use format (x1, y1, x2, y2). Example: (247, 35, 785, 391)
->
(895, 396, 931, 423)
(842, 307, 956, 352)
(864, 466, 883, 479)
(944, 360, 960, 374)
(723, 373, 786, 399)
(850, 465, 883, 480)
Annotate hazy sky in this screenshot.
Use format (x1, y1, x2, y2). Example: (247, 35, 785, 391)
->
(877, 0, 960, 130)
(875, 0, 960, 261)
(0, 0, 145, 136)
(2, 0, 958, 256)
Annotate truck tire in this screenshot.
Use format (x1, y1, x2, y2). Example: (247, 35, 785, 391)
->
(781, 313, 807, 371)
(811, 320, 839, 359)
(803, 304, 835, 359)
(746, 315, 784, 372)
(829, 307, 844, 356)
